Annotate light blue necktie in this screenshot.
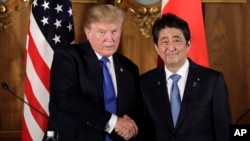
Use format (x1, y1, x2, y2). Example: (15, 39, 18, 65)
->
(170, 74, 181, 127)
(100, 57, 117, 141)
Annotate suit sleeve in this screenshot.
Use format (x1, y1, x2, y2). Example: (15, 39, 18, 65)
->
(212, 73, 231, 141)
(49, 47, 110, 131)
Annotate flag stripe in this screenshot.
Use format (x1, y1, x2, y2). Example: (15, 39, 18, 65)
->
(29, 13, 54, 68)
(23, 0, 75, 140)
(25, 75, 49, 119)
(21, 118, 32, 140)
(27, 29, 51, 91)
(23, 102, 45, 140)
(26, 53, 50, 114)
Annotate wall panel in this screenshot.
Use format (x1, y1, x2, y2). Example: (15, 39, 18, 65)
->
(204, 2, 250, 124)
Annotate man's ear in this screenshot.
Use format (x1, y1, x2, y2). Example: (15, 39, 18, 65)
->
(84, 28, 89, 35)
(154, 44, 160, 54)
(187, 40, 191, 47)
(84, 28, 91, 39)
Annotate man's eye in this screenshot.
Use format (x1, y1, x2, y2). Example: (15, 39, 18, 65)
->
(163, 41, 169, 44)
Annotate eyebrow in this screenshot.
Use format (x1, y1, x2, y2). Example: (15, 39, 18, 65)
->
(160, 35, 181, 40)
(172, 35, 181, 39)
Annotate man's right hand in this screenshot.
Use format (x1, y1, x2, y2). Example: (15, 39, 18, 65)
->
(114, 115, 138, 140)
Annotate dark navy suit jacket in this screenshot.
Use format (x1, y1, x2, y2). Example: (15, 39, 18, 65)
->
(140, 59, 231, 141)
(46, 41, 143, 141)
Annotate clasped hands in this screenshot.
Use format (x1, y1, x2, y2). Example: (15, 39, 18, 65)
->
(114, 115, 138, 140)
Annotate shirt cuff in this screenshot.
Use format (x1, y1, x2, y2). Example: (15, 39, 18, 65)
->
(104, 114, 117, 133)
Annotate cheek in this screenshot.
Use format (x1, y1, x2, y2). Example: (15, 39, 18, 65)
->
(88, 33, 103, 43)
(115, 37, 121, 44)
(113, 34, 121, 42)
(181, 46, 190, 54)
(90, 38, 102, 48)
(157, 46, 166, 54)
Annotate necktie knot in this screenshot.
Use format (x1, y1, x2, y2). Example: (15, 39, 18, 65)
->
(170, 74, 181, 83)
(101, 57, 109, 65)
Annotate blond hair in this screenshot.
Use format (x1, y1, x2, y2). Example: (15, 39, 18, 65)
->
(84, 4, 124, 29)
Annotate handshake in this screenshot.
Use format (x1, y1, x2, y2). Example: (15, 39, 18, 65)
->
(114, 115, 138, 140)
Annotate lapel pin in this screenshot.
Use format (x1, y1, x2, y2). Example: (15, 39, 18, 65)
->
(120, 68, 123, 72)
(192, 82, 197, 87)
(192, 77, 200, 87)
(157, 81, 161, 85)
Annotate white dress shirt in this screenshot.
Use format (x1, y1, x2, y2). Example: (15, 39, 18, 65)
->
(96, 53, 117, 133)
(165, 59, 189, 101)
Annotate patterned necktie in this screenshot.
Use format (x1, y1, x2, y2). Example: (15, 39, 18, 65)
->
(100, 57, 116, 141)
(170, 74, 181, 127)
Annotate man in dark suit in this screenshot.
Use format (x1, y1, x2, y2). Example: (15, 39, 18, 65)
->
(46, 4, 143, 141)
(140, 13, 231, 141)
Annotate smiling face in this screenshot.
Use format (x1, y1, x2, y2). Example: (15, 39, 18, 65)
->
(155, 27, 190, 72)
(85, 22, 122, 57)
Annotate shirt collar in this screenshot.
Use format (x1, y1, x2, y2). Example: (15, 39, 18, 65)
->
(165, 59, 189, 80)
(95, 52, 114, 64)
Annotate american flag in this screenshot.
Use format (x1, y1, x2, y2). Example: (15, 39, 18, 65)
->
(23, 0, 74, 140)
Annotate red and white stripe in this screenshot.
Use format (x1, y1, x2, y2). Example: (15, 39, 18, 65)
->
(22, 12, 53, 141)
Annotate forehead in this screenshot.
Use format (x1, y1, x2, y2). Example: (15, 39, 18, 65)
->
(90, 22, 122, 30)
(158, 27, 184, 39)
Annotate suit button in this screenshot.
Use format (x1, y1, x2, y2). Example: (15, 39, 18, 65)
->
(86, 121, 93, 126)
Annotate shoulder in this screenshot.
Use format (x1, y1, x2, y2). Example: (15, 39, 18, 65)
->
(140, 66, 165, 80)
(189, 59, 225, 80)
(115, 53, 136, 65)
(53, 42, 91, 58)
(54, 43, 83, 53)
(115, 53, 139, 72)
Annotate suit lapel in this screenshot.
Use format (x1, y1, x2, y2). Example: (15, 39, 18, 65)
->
(80, 42, 104, 102)
(175, 60, 203, 130)
(154, 67, 175, 130)
(112, 55, 128, 115)
(156, 67, 171, 110)
(112, 54, 123, 96)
